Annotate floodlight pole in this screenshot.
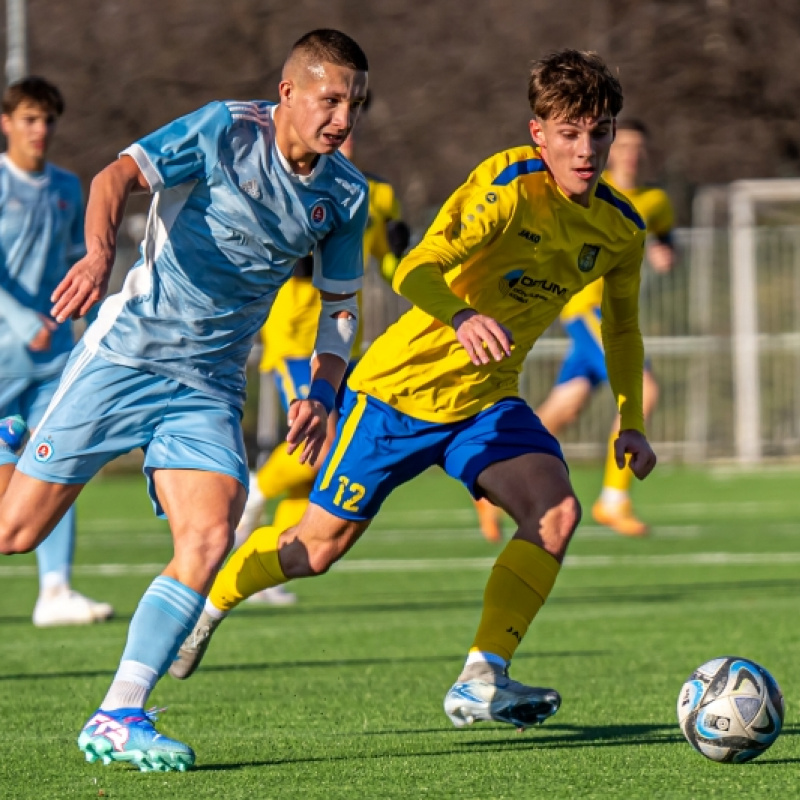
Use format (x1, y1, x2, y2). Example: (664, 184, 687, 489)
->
(5, 0, 28, 85)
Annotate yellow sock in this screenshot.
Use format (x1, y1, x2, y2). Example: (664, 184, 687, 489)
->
(256, 443, 317, 499)
(602, 429, 633, 494)
(274, 494, 311, 531)
(470, 539, 561, 662)
(209, 526, 287, 613)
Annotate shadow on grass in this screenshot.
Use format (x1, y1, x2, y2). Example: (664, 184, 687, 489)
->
(192, 722, 688, 772)
(0, 648, 607, 682)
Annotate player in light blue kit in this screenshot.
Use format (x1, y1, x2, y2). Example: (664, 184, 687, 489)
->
(0, 30, 369, 771)
(0, 76, 113, 627)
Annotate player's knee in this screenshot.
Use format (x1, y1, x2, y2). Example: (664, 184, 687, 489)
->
(0, 519, 38, 554)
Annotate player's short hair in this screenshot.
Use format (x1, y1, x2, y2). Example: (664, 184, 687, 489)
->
(528, 50, 622, 121)
(617, 118, 649, 137)
(287, 29, 368, 73)
(2, 76, 64, 117)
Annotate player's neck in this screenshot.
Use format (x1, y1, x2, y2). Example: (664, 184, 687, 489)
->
(608, 169, 638, 192)
(5, 147, 46, 174)
(273, 107, 320, 176)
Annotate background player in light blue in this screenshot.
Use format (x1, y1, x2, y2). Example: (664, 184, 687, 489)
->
(0, 29, 369, 772)
(0, 76, 113, 627)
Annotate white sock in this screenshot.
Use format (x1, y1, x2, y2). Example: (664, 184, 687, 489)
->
(39, 571, 70, 596)
(203, 598, 227, 620)
(102, 661, 158, 711)
(600, 488, 628, 507)
(465, 650, 507, 670)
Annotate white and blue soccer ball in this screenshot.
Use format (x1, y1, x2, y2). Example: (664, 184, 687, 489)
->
(677, 656, 784, 763)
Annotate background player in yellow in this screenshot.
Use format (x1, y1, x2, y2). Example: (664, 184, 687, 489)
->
(171, 49, 657, 732)
(536, 118, 675, 536)
(233, 100, 410, 603)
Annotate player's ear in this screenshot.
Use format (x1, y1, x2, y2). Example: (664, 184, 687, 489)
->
(278, 79, 294, 107)
(0, 114, 10, 137)
(529, 118, 545, 148)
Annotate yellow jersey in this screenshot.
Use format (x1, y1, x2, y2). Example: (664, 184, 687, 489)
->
(350, 145, 647, 427)
(260, 173, 404, 368)
(560, 176, 674, 319)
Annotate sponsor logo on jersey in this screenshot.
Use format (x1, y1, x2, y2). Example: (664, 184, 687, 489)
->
(240, 179, 261, 200)
(518, 228, 541, 244)
(34, 439, 54, 462)
(499, 269, 567, 304)
(578, 244, 601, 272)
(485, 191, 498, 204)
(310, 203, 327, 227)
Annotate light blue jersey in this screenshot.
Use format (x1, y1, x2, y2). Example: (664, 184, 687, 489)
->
(0, 154, 85, 379)
(84, 100, 368, 409)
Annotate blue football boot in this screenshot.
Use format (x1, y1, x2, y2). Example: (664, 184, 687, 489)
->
(78, 707, 195, 772)
(0, 415, 27, 452)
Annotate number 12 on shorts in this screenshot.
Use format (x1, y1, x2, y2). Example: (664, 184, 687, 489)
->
(333, 475, 366, 512)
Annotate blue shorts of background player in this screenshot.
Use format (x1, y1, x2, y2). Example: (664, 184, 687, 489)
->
(309, 389, 565, 521)
(556, 308, 652, 388)
(273, 356, 356, 415)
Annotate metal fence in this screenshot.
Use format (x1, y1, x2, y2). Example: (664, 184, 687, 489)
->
(107, 221, 800, 466)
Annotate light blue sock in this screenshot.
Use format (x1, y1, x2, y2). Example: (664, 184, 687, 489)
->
(35, 506, 75, 588)
(102, 576, 204, 711)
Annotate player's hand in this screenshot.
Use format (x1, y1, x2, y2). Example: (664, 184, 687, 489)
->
(51, 250, 114, 322)
(647, 241, 673, 274)
(286, 398, 329, 465)
(453, 309, 514, 366)
(614, 429, 657, 480)
(27, 315, 58, 352)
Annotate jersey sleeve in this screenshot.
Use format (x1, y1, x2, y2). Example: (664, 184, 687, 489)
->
(313, 186, 368, 294)
(648, 189, 675, 240)
(120, 102, 231, 192)
(67, 177, 86, 265)
(600, 233, 646, 433)
(392, 181, 516, 325)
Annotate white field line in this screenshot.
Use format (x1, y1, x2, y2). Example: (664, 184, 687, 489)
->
(3, 550, 800, 579)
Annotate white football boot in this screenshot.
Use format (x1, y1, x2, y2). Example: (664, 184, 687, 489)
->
(32, 586, 114, 627)
(444, 661, 561, 730)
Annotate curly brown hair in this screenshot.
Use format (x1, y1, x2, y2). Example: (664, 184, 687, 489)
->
(528, 50, 623, 121)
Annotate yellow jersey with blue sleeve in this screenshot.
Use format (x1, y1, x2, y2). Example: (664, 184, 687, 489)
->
(349, 145, 647, 430)
(560, 177, 673, 320)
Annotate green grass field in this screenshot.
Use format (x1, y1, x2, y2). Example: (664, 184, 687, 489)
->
(2, 464, 800, 799)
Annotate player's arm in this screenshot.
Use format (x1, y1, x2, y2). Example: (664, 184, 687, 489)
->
(287, 184, 368, 464)
(392, 184, 514, 365)
(51, 155, 148, 322)
(601, 238, 656, 479)
(646, 190, 676, 274)
(52, 101, 230, 322)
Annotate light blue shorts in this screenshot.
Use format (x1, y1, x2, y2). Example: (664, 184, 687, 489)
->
(16, 344, 248, 518)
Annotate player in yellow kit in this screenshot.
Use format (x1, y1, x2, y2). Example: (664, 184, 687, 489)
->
(536, 118, 674, 536)
(232, 104, 410, 603)
(171, 49, 657, 731)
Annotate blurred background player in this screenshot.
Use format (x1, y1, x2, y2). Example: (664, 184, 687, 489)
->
(536, 118, 674, 536)
(0, 76, 113, 626)
(235, 95, 410, 604)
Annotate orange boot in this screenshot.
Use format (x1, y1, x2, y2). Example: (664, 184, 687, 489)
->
(474, 497, 503, 544)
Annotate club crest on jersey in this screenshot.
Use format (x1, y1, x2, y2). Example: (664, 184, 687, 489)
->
(34, 439, 54, 462)
(310, 203, 327, 227)
(578, 244, 601, 272)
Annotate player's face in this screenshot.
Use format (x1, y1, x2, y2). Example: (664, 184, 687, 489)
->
(279, 62, 368, 168)
(1, 100, 57, 170)
(529, 115, 615, 207)
(606, 128, 647, 183)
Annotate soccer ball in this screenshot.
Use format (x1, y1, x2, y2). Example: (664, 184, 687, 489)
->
(677, 656, 784, 763)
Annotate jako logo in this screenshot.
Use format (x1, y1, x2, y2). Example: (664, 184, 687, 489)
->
(518, 228, 541, 244)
